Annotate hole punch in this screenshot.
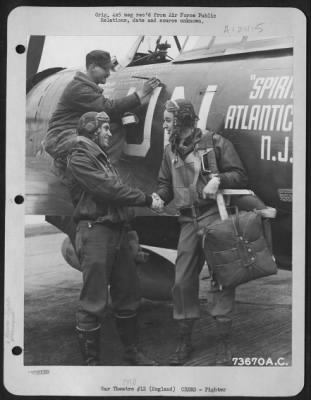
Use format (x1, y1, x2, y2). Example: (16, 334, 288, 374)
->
(15, 45, 25, 54)
(12, 346, 22, 355)
(14, 195, 24, 204)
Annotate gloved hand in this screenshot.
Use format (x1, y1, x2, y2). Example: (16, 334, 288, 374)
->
(202, 176, 221, 200)
(151, 192, 164, 212)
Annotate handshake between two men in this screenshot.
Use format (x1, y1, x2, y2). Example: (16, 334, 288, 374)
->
(150, 192, 165, 213)
(150, 174, 221, 213)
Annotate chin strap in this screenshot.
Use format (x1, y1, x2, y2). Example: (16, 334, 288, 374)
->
(171, 128, 202, 157)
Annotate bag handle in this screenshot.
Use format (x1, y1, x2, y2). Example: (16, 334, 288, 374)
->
(216, 192, 229, 220)
(198, 131, 231, 220)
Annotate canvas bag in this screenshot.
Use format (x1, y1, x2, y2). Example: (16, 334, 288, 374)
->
(199, 206, 278, 289)
(197, 131, 278, 289)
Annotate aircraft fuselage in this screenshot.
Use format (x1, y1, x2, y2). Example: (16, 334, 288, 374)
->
(26, 46, 293, 267)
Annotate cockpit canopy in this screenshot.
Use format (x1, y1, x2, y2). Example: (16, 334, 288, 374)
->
(174, 35, 293, 62)
(123, 36, 186, 67)
(124, 35, 293, 67)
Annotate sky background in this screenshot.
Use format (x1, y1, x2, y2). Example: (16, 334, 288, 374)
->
(39, 36, 139, 70)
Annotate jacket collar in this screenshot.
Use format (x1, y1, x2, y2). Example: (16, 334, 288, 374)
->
(196, 129, 215, 150)
(175, 128, 203, 159)
(74, 71, 103, 93)
(75, 136, 109, 159)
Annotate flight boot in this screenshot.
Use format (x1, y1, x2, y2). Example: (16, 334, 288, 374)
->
(214, 317, 233, 366)
(76, 326, 101, 366)
(115, 314, 158, 366)
(169, 319, 195, 365)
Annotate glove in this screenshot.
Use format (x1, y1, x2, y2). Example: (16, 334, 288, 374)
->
(202, 176, 220, 199)
(151, 192, 164, 212)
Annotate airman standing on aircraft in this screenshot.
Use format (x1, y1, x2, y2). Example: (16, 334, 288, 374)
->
(152, 99, 248, 365)
(44, 49, 160, 179)
(66, 111, 158, 366)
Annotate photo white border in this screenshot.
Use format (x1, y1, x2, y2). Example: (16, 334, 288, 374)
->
(5, 6, 306, 396)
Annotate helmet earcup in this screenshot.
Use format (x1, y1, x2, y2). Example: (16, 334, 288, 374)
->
(180, 113, 193, 127)
(84, 121, 98, 135)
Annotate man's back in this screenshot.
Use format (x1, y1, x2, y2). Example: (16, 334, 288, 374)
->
(48, 71, 118, 134)
(45, 71, 141, 161)
(48, 74, 95, 133)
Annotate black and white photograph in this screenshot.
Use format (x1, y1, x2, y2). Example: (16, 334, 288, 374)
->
(4, 6, 306, 397)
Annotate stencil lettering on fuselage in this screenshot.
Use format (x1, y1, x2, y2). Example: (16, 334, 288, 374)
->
(224, 74, 293, 164)
(197, 85, 218, 132)
(123, 86, 162, 157)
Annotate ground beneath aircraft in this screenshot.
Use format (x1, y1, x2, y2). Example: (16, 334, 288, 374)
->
(24, 228, 292, 366)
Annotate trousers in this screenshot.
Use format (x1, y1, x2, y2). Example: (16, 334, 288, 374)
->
(172, 207, 235, 320)
(75, 221, 141, 330)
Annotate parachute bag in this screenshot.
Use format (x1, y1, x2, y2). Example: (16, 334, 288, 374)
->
(198, 205, 278, 289)
(196, 130, 277, 288)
